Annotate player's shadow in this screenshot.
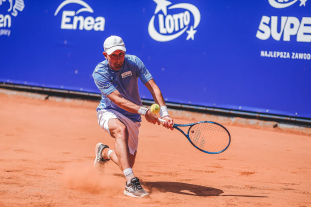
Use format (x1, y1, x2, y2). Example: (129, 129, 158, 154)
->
(144, 181, 268, 198)
(144, 181, 223, 197)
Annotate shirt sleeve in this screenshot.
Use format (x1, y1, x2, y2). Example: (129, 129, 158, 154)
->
(134, 56, 153, 84)
(92, 66, 116, 96)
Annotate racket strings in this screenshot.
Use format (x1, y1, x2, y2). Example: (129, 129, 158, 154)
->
(189, 123, 230, 153)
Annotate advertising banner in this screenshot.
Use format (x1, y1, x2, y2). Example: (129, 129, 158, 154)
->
(0, 0, 310, 118)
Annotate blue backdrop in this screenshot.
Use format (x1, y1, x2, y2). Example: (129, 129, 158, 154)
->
(0, 0, 310, 118)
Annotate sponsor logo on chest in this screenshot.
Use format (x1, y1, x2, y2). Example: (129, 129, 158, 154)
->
(121, 71, 132, 78)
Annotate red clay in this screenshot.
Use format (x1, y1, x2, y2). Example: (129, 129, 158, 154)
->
(0, 93, 310, 207)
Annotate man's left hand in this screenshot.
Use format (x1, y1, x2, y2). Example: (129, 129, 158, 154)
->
(145, 110, 161, 125)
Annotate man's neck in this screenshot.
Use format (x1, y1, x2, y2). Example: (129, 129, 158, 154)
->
(110, 66, 122, 71)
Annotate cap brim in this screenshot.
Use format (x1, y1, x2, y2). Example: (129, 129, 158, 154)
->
(106, 46, 126, 55)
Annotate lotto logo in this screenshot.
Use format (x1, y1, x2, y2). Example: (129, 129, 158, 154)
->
(148, 0, 201, 42)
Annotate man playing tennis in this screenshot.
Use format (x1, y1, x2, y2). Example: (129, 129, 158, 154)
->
(93, 35, 174, 198)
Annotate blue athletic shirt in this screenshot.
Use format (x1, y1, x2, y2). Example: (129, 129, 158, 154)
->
(92, 54, 153, 122)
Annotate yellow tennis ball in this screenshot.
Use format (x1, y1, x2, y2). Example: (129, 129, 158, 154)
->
(150, 104, 160, 114)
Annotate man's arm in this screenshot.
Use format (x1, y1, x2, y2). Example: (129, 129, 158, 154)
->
(93, 66, 159, 124)
(107, 90, 160, 124)
(107, 90, 140, 113)
(144, 79, 165, 106)
(144, 79, 174, 129)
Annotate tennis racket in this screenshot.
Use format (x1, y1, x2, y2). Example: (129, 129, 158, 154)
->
(159, 119, 231, 154)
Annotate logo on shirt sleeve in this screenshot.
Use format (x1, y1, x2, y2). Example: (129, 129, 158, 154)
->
(102, 83, 110, 89)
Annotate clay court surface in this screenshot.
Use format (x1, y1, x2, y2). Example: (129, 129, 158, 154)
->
(0, 92, 310, 207)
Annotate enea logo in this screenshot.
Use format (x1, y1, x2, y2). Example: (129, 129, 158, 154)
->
(148, 0, 201, 42)
(256, 0, 310, 42)
(268, 0, 307, 8)
(0, 0, 25, 37)
(54, 0, 105, 31)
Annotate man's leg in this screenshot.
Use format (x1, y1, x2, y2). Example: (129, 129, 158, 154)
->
(103, 149, 136, 169)
(95, 117, 137, 171)
(129, 152, 137, 168)
(96, 117, 148, 198)
(106, 118, 136, 183)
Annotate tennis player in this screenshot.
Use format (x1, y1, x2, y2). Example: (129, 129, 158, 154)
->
(93, 35, 174, 198)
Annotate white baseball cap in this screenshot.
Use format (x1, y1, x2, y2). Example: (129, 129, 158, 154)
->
(103, 35, 126, 55)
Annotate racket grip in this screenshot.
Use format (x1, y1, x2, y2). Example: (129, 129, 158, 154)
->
(158, 118, 166, 124)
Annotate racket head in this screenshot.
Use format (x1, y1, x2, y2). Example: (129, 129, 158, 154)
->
(184, 121, 231, 154)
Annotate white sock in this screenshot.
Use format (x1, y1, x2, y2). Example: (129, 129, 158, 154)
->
(107, 149, 113, 159)
(123, 168, 134, 181)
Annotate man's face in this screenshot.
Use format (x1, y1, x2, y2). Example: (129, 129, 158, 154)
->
(103, 50, 125, 70)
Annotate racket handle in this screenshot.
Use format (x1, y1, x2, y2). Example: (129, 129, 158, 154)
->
(158, 118, 166, 124)
(158, 118, 176, 128)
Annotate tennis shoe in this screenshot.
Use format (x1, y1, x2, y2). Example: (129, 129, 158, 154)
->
(94, 143, 110, 169)
(124, 177, 149, 198)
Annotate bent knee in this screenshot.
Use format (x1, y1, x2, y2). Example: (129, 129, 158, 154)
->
(110, 123, 128, 139)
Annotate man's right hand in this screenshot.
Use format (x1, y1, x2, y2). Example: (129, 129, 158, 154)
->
(145, 110, 160, 125)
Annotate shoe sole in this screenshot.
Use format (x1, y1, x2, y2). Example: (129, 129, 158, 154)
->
(123, 190, 149, 198)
